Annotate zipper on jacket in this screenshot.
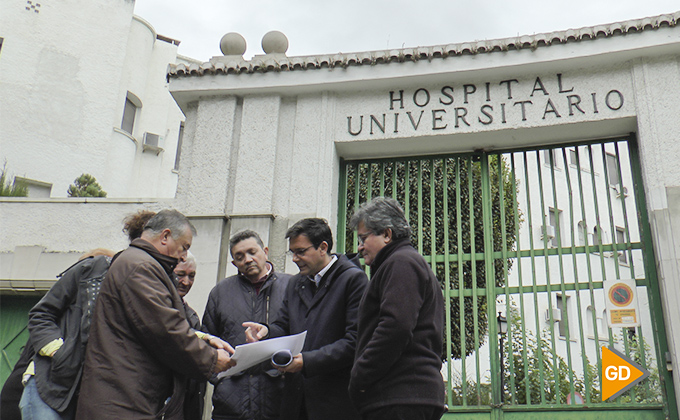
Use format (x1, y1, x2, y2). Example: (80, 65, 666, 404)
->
(266, 294, 270, 325)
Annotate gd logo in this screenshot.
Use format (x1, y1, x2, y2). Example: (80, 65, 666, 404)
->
(601, 346, 650, 401)
(604, 365, 632, 381)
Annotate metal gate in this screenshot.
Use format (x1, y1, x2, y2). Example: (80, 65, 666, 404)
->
(1, 296, 39, 385)
(338, 134, 677, 420)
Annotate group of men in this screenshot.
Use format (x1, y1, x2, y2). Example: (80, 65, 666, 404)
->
(4, 197, 445, 420)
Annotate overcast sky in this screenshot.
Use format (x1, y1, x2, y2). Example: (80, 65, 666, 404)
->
(133, 0, 679, 61)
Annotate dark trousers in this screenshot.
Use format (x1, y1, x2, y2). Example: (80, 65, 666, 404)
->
(363, 405, 444, 420)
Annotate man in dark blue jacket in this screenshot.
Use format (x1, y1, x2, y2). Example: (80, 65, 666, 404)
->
(203, 230, 291, 420)
(245, 218, 367, 420)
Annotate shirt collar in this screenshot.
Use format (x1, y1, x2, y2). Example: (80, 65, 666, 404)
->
(239, 261, 273, 284)
(259, 262, 273, 283)
(312, 255, 337, 285)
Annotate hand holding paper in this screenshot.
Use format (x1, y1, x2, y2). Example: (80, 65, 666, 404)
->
(217, 331, 307, 379)
(276, 353, 303, 373)
(214, 348, 237, 373)
(209, 336, 235, 353)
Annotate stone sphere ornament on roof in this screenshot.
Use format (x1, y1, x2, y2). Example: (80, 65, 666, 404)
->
(220, 32, 247, 56)
(262, 30, 288, 55)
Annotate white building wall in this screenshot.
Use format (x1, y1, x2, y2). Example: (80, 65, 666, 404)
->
(0, 0, 183, 199)
(0, 0, 134, 198)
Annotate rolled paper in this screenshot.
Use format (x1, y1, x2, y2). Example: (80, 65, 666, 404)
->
(271, 349, 293, 367)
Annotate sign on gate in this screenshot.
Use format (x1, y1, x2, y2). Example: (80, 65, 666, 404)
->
(602, 346, 650, 401)
(604, 279, 641, 328)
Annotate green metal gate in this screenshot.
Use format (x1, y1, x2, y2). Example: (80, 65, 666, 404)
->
(338, 134, 677, 420)
(1, 295, 39, 386)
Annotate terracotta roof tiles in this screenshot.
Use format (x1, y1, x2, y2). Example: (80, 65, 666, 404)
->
(168, 11, 679, 78)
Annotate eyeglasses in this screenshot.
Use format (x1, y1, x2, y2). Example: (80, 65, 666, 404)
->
(286, 246, 313, 258)
(357, 232, 373, 245)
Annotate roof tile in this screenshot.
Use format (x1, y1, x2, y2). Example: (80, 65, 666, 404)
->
(168, 11, 679, 78)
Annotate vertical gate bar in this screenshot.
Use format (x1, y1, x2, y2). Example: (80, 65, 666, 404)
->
(561, 147, 592, 403)
(551, 147, 576, 401)
(418, 161, 424, 255)
(430, 159, 437, 271)
(599, 143, 623, 283)
(575, 145, 604, 398)
(468, 156, 482, 404)
(511, 152, 532, 405)
(587, 145, 612, 346)
(613, 142, 637, 282)
(392, 161, 398, 201)
(628, 133, 679, 420)
(379, 162, 386, 197)
(405, 162, 411, 221)
(443, 158, 454, 409)
(353, 163, 362, 253)
(456, 157, 468, 406)
(337, 159, 348, 254)
(538, 149, 560, 403)
(481, 153, 500, 409)
(523, 151, 545, 405)
(497, 153, 516, 404)
(532, 151, 552, 404)
(366, 163, 373, 202)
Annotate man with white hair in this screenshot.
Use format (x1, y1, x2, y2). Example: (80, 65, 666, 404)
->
(174, 251, 208, 420)
(175, 251, 200, 328)
(77, 209, 236, 420)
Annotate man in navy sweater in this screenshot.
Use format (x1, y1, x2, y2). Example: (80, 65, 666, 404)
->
(348, 197, 446, 420)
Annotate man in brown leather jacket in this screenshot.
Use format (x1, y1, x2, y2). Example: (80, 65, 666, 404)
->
(76, 210, 235, 420)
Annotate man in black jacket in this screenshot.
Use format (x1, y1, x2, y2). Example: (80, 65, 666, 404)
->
(203, 230, 291, 420)
(348, 197, 446, 420)
(245, 218, 367, 420)
(20, 252, 113, 420)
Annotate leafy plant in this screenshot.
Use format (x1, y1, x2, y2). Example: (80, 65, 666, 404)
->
(504, 323, 596, 404)
(447, 373, 492, 406)
(447, 310, 662, 408)
(0, 162, 28, 197)
(343, 154, 520, 358)
(67, 174, 107, 198)
(615, 329, 662, 404)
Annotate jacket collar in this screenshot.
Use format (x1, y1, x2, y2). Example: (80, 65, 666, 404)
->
(296, 254, 354, 311)
(345, 252, 363, 269)
(370, 238, 411, 275)
(129, 238, 178, 278)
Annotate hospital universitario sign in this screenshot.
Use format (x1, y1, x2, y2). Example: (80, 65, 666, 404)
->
(345, 73, 626, 136)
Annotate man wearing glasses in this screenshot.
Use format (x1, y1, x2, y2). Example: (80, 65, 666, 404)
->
(348, 198, 445, 420)
(244, 218, 367, 420)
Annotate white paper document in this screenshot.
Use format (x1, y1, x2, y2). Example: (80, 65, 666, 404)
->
(217, 331, 307, 378)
